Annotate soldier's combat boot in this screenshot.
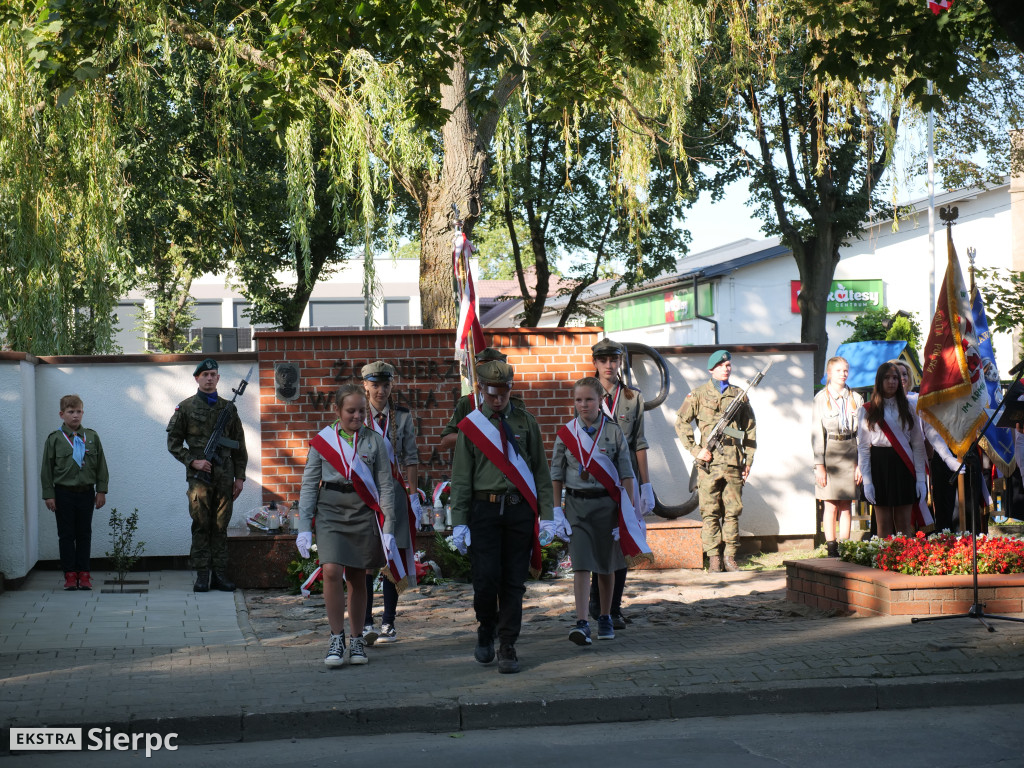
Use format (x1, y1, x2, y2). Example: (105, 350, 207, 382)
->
(707, 553, 723, 573)
(211, 571, 236, 592)
(194, 571, 211, 592)
(723, 553, 740, 572)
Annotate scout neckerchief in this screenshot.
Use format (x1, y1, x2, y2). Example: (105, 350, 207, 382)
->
(457, 406, 543, 576)
(310, 423, 410, 592)
(825, 386, 854, 433)
(872, 405, 934, 528)
(61, 428, 87, 468)
(365, 406, 418, 588)
(556, 416, 654, 567)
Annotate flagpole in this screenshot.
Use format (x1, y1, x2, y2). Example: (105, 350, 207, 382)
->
(927, 80, 937, 314)
(452, 204, 479, 401)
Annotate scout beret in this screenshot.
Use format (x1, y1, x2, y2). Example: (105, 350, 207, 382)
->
(707, 350, 731, 370)
(591, 338, 624, 356)
(474, 347, 508, 363)
(361, 361, 396, 381)
(193, 358, 219, 376)
(477, 360, 514, 385)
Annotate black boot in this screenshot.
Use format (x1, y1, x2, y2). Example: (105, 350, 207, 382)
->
(825, 540, 840, 558)
(193, 571, 210, 592)
(497, 644, 520, 674)
(474, 626, 495, 664)
(210, 571, 236, 592)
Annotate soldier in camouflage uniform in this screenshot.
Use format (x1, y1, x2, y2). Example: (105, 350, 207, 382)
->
(167, 358, 248, 592)
(675, 350, 756, 573)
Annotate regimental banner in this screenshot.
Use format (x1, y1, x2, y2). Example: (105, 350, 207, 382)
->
(918, 237, 988, 458)
(790, 279, 884, 314)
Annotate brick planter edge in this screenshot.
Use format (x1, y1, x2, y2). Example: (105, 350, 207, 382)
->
(785, 558, 1024, 617)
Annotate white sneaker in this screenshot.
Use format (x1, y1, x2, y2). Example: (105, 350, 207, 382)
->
(362, 624, 378, 646)
(376, 623, 397, 644)
(348, 635, 368, 665)
(324, 633, 346, 668)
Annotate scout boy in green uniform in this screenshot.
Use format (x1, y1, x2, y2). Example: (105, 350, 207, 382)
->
(449, 359, 554, 674)
(41, 394, 110, 591)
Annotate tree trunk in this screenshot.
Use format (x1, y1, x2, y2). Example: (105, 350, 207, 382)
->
(418, 53, 492, 329)
(793, 235, 841, 386)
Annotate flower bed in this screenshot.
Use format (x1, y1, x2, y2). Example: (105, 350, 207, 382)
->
(841, 532, 1024, 576)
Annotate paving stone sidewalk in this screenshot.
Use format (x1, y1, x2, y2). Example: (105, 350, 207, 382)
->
(3, 566, 1024, 747)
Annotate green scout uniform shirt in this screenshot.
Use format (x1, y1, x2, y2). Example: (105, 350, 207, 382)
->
(441, 393, 527, 438)
(449, 401, 554, 526)
(166, 391, 248, 485)
(675, 379, 757, 471)
(40, 425, 110, 497)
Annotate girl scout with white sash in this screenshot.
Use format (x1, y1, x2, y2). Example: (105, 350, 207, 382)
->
(551, 377, 636, 645)
(295, 383, 397, 669)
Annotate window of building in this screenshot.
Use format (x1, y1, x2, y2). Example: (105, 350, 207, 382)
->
(384, 299, 410, 327)
(309, 300, 365, 328)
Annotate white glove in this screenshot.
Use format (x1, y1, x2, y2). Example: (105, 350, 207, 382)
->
(452, 524, 471, 555)
(296, 531, 312, 558)
(539, 519, 558, 544)
(863, 482, 876, 506)
(639, 483, 655, 516)
(553, 506, 572, 540)
(612, 526, 620, 541)
(916, 480, 928, 502)
(381, 532, 398, 561)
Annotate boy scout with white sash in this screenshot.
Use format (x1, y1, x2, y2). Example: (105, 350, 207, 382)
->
(449, 359, 554, 674)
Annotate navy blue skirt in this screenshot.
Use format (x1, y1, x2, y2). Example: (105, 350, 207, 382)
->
(870, 446, 917, 506)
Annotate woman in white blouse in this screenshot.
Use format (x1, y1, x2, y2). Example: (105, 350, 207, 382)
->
(811, 356, 863, 557)
(857, 362, 927, 537)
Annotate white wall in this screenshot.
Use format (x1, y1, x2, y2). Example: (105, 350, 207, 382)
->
(4, 358, 263, 579)
(0, 358, 38, 579)
(633, 346, 816, 541)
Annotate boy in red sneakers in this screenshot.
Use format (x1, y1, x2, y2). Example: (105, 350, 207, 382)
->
(40, 394, 110, 590)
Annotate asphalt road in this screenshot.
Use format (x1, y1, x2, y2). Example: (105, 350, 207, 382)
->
(8, 703, 1022, 767)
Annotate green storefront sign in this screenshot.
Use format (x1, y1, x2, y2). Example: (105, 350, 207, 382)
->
(791, 279, 884, 313)
(605, 283, 714, 332)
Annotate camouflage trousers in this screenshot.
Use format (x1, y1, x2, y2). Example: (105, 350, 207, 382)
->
(187, 482, 234, 572)
(697, 468, 744, 557)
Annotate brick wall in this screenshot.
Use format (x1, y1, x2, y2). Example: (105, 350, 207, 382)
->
(786, 559, 1024, 617)
(255, 328, 601, 504)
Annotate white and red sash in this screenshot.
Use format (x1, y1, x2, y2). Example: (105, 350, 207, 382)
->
(458, 408, 543, 575)
(876, 414, 934, 528)
(310, 424, 410, 592)
(557, 418, 653, 567)
(367, 410, 418, 589)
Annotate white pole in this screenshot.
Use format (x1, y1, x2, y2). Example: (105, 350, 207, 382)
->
(927, 80, 937, 311)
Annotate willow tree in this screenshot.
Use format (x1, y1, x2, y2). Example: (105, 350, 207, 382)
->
(0, 21, 130, 354)
(8, 0, 717, 328)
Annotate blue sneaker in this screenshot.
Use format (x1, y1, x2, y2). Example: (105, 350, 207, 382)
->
(597, 615, 615, 640)
(569, 619, 592, 646)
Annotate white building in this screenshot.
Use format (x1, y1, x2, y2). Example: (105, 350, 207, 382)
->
(114, 255, 434, 353)
(486, 181, 1023, 377)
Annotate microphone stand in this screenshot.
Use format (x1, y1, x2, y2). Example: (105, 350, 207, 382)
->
(911, 377, 1024, 631)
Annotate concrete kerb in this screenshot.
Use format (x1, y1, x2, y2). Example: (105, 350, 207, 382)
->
(47, 672, 1024, 748)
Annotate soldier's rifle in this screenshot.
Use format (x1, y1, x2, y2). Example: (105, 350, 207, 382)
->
(688, 360, 773, 492)
(196, 366, 253, 485)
